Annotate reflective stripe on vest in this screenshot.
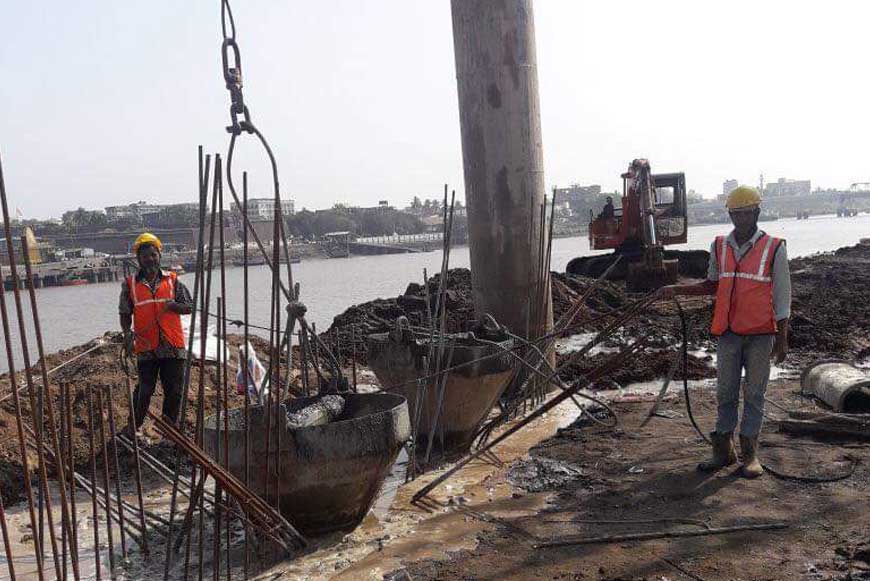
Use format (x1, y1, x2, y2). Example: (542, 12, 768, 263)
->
(710, 232, 780, 336)
(129, 271, 185, 353)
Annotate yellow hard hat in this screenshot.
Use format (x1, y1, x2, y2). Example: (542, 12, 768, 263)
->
(132, 232, 162, 254)
(726, 186, 762, 210)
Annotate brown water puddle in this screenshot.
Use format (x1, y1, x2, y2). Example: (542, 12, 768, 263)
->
(260, 395, 586, 580)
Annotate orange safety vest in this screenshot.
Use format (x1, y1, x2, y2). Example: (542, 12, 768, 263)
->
(710, 232, 782, 336)
(128, 271, 186, 353)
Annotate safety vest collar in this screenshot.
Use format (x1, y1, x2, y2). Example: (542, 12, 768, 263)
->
(134, 268, 174, 283)
(718, 233, 776, 283)
(129, 271, 176, 307)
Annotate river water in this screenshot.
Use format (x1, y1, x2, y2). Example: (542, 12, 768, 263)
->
(1, 213, 867, 373)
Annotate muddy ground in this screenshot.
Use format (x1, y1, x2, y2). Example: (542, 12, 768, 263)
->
(2, 243, 868, 505)
(0, 332, 288, 505)
(0, 242, 867, 576)
(392, 380, 870, 581)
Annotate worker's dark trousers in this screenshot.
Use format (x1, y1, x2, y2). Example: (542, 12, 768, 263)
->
(132, 358, 185, 428)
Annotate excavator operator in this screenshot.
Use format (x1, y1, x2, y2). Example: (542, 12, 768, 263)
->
(656, 186, 791, 479)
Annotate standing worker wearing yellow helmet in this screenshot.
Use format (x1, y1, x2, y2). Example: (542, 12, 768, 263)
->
(119, 233, 194, 438)
(658, 186, 791, 478)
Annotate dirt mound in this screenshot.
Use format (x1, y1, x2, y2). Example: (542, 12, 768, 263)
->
(323, 269, 477, 365)
(0, 332, 280, 505)
(788, 243, 870, 365)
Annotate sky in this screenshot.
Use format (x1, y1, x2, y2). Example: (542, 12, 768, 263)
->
(1, 1, 868, 219)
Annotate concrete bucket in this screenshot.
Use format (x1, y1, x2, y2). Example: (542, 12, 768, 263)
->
(204, 392, 410, 535)
(367, 329, 515, 456)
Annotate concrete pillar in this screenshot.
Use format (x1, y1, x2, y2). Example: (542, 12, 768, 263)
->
(451, 0, 552, 340)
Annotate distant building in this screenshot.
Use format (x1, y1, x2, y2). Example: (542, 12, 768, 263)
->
(554, 184, 602, 206)
(347, 203, 394, 215)
(245, 198, 295, 220)
(105, 201, 169, 221)
(105, 201, 203, 223)
(722, 179, 739, 198)
(763, 178, 811, 197)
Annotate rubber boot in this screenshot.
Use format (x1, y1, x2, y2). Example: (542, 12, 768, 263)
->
(739, 434, 764, 478)
(697, 431, 736, 472)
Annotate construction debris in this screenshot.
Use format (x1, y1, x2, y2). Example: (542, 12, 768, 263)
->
(285, 394, 345, 429)
(779, 409, 870, 440)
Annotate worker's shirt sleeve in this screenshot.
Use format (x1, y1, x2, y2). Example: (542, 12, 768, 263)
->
(771, 242, 791, 321)
(118, 279, 133, 316)
(174, 279, 194, 308)
(707, 240, 719, 282)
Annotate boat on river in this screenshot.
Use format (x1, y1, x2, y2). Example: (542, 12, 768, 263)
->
(61, 277, 89, 286)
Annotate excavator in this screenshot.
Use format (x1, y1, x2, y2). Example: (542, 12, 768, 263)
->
(566, 159, 709, 291)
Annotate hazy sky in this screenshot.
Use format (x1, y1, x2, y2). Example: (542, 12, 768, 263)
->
(1, 1, 868, 219)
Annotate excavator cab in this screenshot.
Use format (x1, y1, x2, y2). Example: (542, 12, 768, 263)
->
(589, 171, 687, 251)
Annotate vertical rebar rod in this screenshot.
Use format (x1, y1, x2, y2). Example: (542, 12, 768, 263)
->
(61, 402, 68, 580)
(64, 381, 80, 567)
(221, 295, 232, 581)
(260, 231, 279, 512)
(21, 233, 81, 577)
(0, 469, 16, 579)
(164, 148, 210, 580)
(350, 325, 357, 393)
(0, 151, 47, 581)
(103, 386, 128, 559)
(86, 387, 102, 581)
(183, 155, 220, 581)
(213, 297, 224, 581)
(6, 222, 60, 581)
(121, 359, 149, 555)
(242, 171, 251, 578)
(198, 154, 222, 581)
(217, 166, 232, 581)
(528, 198, 547, 405)
(299, 330, 308, 396)
(94, 388, 117, 572)
(311, 323, 320, 380)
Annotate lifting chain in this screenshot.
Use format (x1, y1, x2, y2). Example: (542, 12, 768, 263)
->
(220, 0, 252, 135)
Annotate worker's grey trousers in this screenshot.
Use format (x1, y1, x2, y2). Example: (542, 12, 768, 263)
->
(715, 331, 775, 437)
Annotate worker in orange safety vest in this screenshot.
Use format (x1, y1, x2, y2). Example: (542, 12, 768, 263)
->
(119, 233, 193, 437)
(657, 186, 791, 478)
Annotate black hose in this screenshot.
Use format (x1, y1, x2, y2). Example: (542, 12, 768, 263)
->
(674, 299, 710, 445)
(675, 299, 855, 483)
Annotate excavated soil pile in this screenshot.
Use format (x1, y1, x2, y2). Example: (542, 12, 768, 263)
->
(323, 242, 870, 385)
(324, 269, 476, 365)
(322, 267, 716, 379)
(787, 242, 870, 365)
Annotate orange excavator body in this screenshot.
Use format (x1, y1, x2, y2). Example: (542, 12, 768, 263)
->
(567, 159, 708, 291)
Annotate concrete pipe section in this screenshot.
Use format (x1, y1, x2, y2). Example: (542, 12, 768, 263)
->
(367, 329, 515, 456)
(801, 360, 870, 413)
(203, 392, 410, 536)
